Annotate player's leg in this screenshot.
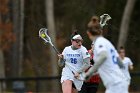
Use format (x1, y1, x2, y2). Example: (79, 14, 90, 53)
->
(88, 87, 98, 93)
(78, 82, 88, 93)
(85, 82, 98, 93)
(72, 83, 78, 93)
(72, 88, 78, 93)
(62, 80, 73, 93)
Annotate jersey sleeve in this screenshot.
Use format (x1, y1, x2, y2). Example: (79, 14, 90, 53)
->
(128, 58, 133, 65)
(62, 47, 67, 59)
(81, 47, 90, 59)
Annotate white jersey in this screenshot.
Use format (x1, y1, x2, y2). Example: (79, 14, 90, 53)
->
(121, 57, 133, 80)
(62, 45, 90, 72)
(61, 45, 90, 91)
(93, 37, 126, 87)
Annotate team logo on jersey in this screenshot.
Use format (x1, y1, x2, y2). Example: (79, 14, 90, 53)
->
(99, 45, 103, 48)
(86, 52, 89, 55)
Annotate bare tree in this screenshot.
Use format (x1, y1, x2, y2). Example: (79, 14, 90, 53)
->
(12, 0, 20, 77)
(0, 50, 5, 91)
(12, 0, 24, 77)
(45, 0, 59, 91)
(0, 0, 12, 91)
(19, 0, 24, 76)
(117, 0, 136, 48)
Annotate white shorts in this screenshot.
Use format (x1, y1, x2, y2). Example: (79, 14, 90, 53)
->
(105, 80, 128, 93)
(61, 67, 83, 91)
(126, 79, 130, 85)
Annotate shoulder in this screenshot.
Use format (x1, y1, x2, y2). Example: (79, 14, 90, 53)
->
(79, 46, 88, 52)
(125, 57, 131, 61)
(63, 46, 71, 51)
(124, 57, 133, 63)
(94, 37, 107, 49)
(80, 45, 87, 50)
(95, 37, 108, 46)
(79, 46, 90, 58)
(97, 37, 108, 42)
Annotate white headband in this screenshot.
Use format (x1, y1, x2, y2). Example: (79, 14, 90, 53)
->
(72, 34, 82, 40)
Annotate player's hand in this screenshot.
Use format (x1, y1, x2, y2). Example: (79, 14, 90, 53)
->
(74, 72, 86, 81)
(80, 72, 91, 81)
(58, 54, 63, 59)
(74, 72, 80, 79)
(58, 54, 65, 67)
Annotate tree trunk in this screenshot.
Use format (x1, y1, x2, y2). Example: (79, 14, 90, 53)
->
(117, 0, 136, 49)
(0, 14, 6, 93)
(12, 0, 24, 77)
(45, 0, 59, 92)
(0, 50, 6, 91)
(19, 0, 24, 76)
(12, 0, 20, 77)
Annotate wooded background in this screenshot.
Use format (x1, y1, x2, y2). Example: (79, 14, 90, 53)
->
(0, 0, 140, 92)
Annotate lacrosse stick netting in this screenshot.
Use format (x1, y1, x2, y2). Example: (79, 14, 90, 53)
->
(39, 28, 60, 54)
(100, 14, 111, 28)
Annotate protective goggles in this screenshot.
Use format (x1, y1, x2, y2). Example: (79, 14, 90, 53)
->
(72, 39, 83, 43)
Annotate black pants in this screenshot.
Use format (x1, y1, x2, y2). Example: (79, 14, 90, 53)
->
(78, 82, 99, 93)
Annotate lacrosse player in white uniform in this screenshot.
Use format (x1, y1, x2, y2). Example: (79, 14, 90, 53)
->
(58, 31, 90, 93)
(79, 18, 128, 93)
(118, 46, 133, 90)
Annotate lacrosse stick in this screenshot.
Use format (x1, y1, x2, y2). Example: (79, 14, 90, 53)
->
(39, 28, 60, 54)
(100, 14, 111, 28)
(39, 28, 75, 74)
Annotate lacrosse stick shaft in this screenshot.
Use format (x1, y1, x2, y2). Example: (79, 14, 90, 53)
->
(52, 45, 60, 55)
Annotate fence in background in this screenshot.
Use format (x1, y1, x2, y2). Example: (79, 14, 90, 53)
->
(0, 72, 139, 93)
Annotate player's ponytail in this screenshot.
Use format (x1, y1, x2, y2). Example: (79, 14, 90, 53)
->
(87, 16, 102, 35)
(71, 30, 82, 40)
(88, 16, 100, 27)
(71, 30, 78, 39)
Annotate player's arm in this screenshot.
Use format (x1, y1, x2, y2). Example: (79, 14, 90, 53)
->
(117, 57, 124, 68)
(115, 50, 124, 68)
(129, 65, 133, 70)
(77, 57, 90, 73)
(74, 47, 90, 78)
(84, 50, 107, 80)
(58, 54, 65, 67)
(129, 58, 134, 70)
(77, 47, 91, 73)
(58, 48, 66, 67)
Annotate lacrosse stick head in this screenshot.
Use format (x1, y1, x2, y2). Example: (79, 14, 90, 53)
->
(100, 14, 111, 28)
(39, 28, 53, 45)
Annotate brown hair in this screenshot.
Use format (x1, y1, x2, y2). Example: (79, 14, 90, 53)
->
(87, 16, 102, 35)
(71, 30, 78, 39)
(118, 46, 125, 53)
